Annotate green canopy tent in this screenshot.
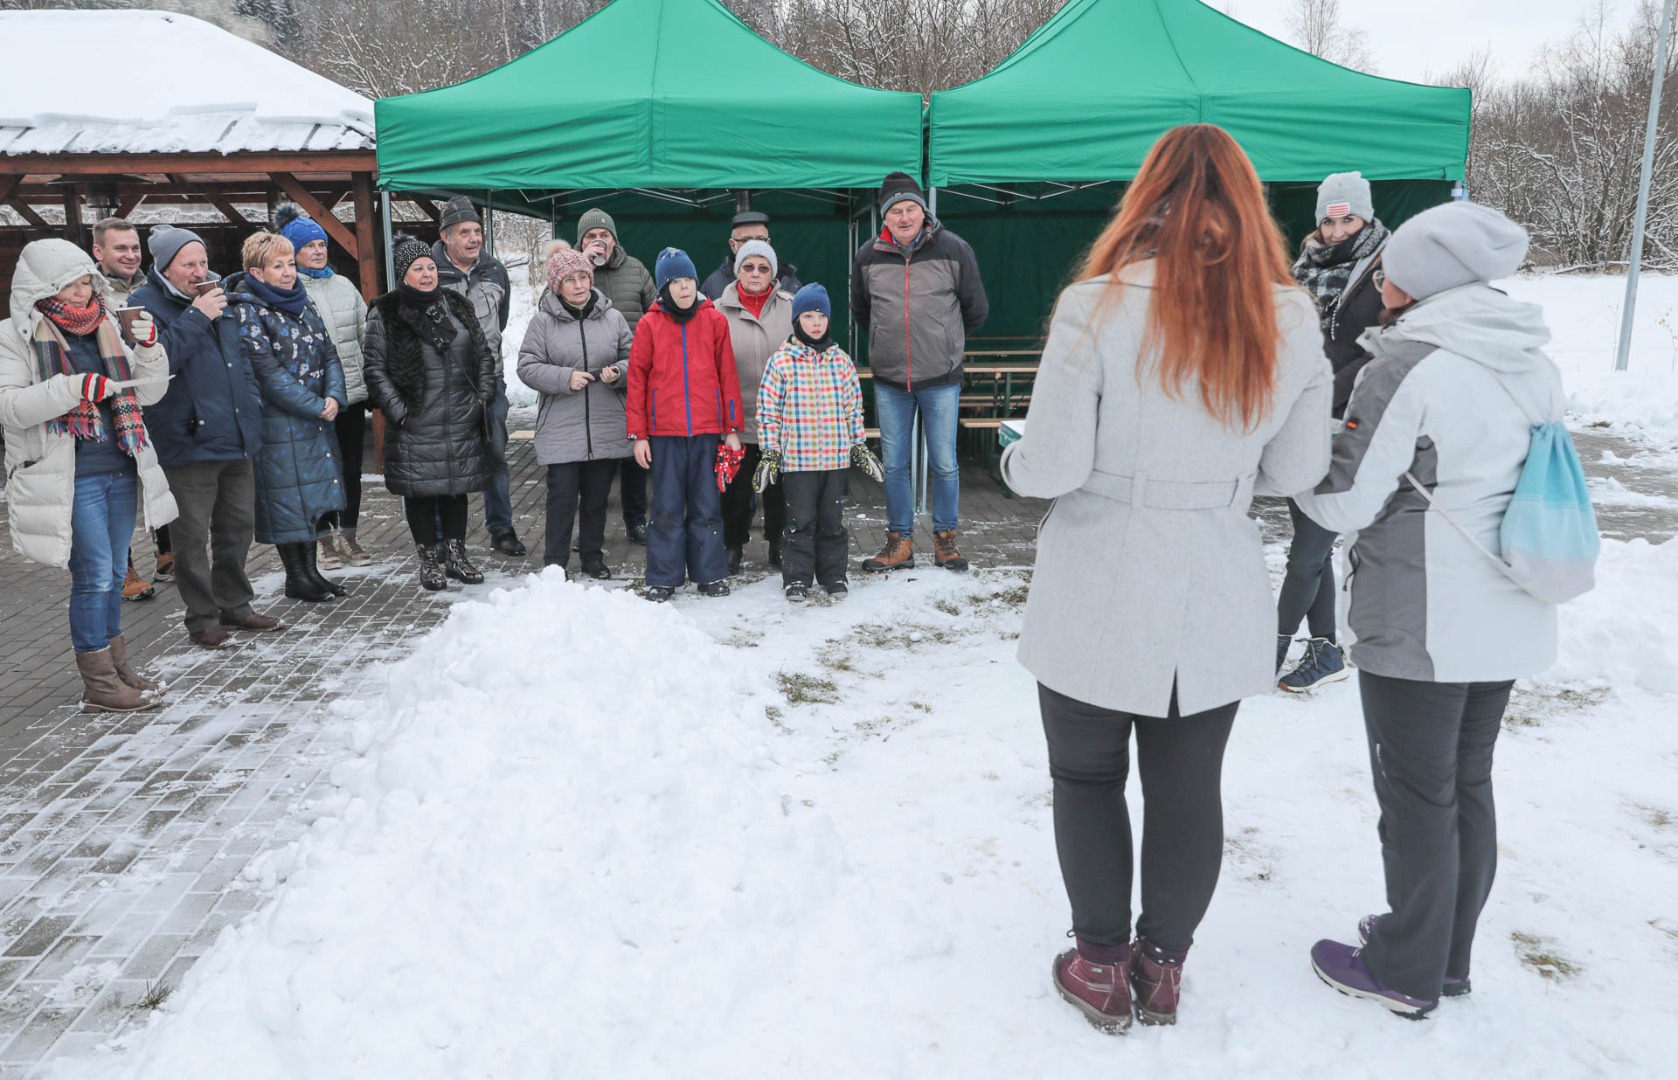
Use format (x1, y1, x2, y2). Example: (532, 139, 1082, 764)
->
(373, 0, 924, 323)
(925, 0, 1473, 338)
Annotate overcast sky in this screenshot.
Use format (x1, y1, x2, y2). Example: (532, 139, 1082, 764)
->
(1219, 0, 1605, 83)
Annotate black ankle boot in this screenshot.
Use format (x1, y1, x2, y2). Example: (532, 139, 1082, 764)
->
(304, 538, 348, 597)
(416, 543, 447, 591)
(279, 543, 335, 602)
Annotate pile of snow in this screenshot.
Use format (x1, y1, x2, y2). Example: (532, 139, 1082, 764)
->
(1503, 273, 1678, 445)
(52, 551, 1678, 1078)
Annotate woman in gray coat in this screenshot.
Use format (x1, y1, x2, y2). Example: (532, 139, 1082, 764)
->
(516, 246, 633, 577)
(1000, 125, 1331, 1032)
(364, 237, 497, 592)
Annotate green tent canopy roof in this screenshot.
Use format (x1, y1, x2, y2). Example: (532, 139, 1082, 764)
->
(374, 0, 924, 198)
(927, 0, 1470, 186)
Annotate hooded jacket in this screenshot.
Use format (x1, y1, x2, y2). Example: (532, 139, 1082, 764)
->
(226, 272, 348, 544)
(715, 282, 795, 444)
(0, 241, 178, 567)
(129, 266, 265, 468)
(301, 272, 369, 405)
(363, 289, 497, 498)
(517, 289, 634, 466)
(1293, 284, 1564, 682)
(851, 218, 988, 390)
(624, 297, 742, 440)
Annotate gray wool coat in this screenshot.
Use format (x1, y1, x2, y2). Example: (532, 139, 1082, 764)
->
(1001, 262, 1333, 717)
(516, 289, 634, 466)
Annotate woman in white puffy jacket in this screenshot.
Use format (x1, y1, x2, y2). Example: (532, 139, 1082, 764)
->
(0, 239, 177, 713)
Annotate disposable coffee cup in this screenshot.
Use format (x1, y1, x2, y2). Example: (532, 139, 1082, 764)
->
(116, 307, 145, 345)
(193, 279, 221, 297)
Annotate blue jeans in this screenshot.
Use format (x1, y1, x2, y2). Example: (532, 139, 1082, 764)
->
(69, 470, 138, 653)
(875, 380, 960, 535)
(481, 379, 513, 535)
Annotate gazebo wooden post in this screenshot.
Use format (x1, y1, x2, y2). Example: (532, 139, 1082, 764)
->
(351, 170, 387, 473)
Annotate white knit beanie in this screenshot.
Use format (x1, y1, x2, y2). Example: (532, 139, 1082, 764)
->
(1315, 171, 1374, 224)
(1382, 201, 1530, 301)
(733, 239, 778, 282)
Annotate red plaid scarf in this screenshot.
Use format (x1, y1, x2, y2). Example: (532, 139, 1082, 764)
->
(33, 294, 150, 456)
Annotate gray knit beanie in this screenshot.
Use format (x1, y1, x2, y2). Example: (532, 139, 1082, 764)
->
(1382, 201, 1530, 301)
(576, 207, 618, 245)
(147, 223, 205, 272)
(1315, 171, 1374, 224)
(733, 239, 778, 282)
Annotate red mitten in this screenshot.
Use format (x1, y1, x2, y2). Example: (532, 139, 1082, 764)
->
(715, 442, 746, 492)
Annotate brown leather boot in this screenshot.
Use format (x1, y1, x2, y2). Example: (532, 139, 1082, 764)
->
(107, 634, 163, 694)
(75, 648, 159, 714)
(121, 561, 154, 601)
(861, 531, 914, 572)
(933, 529, 970, 572)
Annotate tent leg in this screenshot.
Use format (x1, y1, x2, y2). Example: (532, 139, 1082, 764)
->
(381, 191, 396, 291)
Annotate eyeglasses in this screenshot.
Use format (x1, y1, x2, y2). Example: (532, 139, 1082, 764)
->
(732, 235, 771, 246)
(739, 263, 773, 274)
(1372, 268, 1387, 289)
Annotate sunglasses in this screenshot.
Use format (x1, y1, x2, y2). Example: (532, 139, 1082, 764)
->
(740, 262, 773, 274)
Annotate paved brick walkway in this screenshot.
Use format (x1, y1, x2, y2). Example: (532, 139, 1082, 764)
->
(0, 417, 1669, 1072)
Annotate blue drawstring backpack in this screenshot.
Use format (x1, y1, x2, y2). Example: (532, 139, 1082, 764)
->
(1406, 370, 1599, 604)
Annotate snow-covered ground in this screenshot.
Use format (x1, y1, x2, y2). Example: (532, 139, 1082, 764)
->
(43, 274, 1678, 1078)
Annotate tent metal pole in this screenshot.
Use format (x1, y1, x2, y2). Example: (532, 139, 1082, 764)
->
(1616, 0, 1677, 373)
(381, 191, 395, 290)
(483, 190, 495, 255)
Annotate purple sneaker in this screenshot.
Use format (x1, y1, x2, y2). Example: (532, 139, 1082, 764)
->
(1053, 941, 1133, 1034)
(1311, 939, 1437, 1019)
(1357, 915, 1472, 997)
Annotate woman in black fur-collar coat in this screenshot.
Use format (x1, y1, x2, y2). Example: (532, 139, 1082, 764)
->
(364, 237, 498, 590)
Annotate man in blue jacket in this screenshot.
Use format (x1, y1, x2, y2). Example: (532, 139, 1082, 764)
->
(130, 224, 279, 648)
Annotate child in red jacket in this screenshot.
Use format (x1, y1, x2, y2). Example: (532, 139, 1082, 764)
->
(626, 248, 743, 601)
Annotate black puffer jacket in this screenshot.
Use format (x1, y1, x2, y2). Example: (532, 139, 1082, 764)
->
(364, 289, 497, 498)
(1325, 257, 1384, 418)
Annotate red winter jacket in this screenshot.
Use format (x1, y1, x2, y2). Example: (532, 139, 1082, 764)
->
(625, 298, 743, 439)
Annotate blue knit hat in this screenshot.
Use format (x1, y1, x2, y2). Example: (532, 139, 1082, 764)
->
(654, 247, 698, 291)
(791, 283, 831, 321)
(275, 204, 329, 253)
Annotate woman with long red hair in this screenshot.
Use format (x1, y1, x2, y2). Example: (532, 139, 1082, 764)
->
(1001, 124, 1331, 1032)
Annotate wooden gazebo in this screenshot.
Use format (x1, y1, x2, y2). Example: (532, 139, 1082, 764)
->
(0, 9, 384, 299)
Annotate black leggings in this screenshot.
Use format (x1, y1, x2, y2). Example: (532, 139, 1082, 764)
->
(1039, 682, 1239, 953)
(404, 495, 468, 545)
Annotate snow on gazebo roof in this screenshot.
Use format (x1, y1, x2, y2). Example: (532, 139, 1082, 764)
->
(0, 9, 374, 157)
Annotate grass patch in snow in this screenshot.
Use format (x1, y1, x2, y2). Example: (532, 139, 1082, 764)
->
(1503, 683, 1611, 729)
(1638, 804, 1674, 830)
(849, 621, 962, 651)
(134, 981, 173, 1012)
(908, 700, 932, 714)
(1511, 932, 1582, 981)
(765, 705, 789, 734)
(817, 642, 860, 673)
(932, 598, 962, 617)
(776, 672, 840, 706)
(1223, 826, 1276, 884)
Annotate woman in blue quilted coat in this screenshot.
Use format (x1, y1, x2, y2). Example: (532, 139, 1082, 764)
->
(227, 231, 347, 604)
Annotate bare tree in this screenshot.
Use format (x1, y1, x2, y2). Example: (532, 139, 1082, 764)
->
(1285, 0, 1377, 73)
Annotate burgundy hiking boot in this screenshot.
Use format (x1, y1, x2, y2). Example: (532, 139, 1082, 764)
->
(1357, 915, 1471, 997)
(1130, 938, 1188, 1026)
(861, 531, 914, 572)
(1311, 939, 1437, 1019)
(1052, 941, 1133, 1034)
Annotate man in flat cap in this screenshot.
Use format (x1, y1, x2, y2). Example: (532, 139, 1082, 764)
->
(701, 210, 802, 300)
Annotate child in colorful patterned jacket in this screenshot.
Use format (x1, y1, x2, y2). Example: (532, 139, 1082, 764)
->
(753, 283, 883, 602)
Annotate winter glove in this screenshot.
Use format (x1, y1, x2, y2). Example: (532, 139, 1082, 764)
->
(127, 311, 158, 349)
(715, 442, 746, 492)
(753, 449, 783, 493)
(850, 442, 884, 482)
(76, 374, 113, 402)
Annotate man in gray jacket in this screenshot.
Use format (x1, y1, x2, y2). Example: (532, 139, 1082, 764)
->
(851, 172, 988, 573)
(433, 196, 525, 557)
(577, 207, 657, 542)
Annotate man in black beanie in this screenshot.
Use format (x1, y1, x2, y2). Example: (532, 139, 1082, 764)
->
(850, 171, 988, 574)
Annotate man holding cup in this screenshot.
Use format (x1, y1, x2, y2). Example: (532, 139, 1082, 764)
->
(93, 217, 176, 599)
(129, 224, 278, 648)
(575, 208, 657, 543)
